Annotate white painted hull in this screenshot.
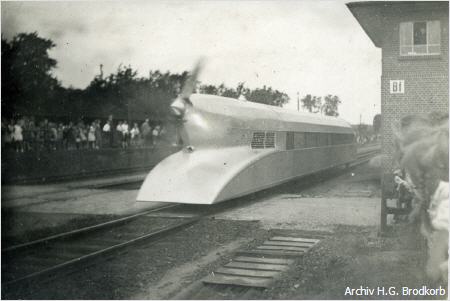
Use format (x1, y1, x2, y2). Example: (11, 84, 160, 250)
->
(137, 144, 354, 204)
(137, 94, 356, 205)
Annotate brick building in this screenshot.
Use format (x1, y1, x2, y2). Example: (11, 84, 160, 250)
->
(347, 1, 448, 227)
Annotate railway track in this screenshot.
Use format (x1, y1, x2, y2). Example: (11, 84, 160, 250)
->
(2, 146, 379, 295)
(352, 146, 380, 166)
(2, 204, 200, 289)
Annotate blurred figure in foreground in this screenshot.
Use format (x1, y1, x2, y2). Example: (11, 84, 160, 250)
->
(393, 112, 448, 283)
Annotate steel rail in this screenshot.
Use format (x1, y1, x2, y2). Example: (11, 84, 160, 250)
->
(354, 150, 379, 163)
(3, 146, 379, 290)
(2, 216, 200, 287)
(4, 146, 377, 254)
(2, 203, 179, 253)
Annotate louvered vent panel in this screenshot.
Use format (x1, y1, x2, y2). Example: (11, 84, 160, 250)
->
(265, 132, 275, 148)
(251, 132, 265, 149)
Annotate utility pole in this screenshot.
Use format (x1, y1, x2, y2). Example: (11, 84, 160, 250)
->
(297, 92, 300, 112)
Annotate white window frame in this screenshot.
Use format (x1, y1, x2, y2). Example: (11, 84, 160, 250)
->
(399, 20, 441, 56)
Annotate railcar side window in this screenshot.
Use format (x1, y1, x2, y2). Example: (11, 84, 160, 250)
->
(332, 134, 338, 145)
(332, 134, 341, 145)
(318, 133, 328, 146)
(306, 133, 317, 148)
(286, 132, 294, 150)
(281, 132, 353, 149)
(347, 134, 354, 144)
(330, 133, 354, 145)
(327, 133, 333, 145)
(294, 132, 306, 149)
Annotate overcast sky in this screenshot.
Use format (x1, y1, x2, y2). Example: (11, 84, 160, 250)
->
(2, 1, 381, 124)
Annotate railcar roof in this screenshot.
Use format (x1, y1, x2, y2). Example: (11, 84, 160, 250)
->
(190, 94, 352, 130)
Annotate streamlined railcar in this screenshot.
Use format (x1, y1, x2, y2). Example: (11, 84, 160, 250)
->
(137, 93, 356, 204)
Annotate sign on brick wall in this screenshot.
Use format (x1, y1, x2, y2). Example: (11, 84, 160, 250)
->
(390, 80, 405, 94)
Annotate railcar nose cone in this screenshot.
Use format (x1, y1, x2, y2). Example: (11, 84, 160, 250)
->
(170, 97, 186, 117)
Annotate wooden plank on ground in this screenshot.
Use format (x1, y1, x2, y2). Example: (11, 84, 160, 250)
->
(270, 236, 320, 243)
(203, 274, 272, 288)
(263, 241, 313, 248)
(144, 213, 198, 218)
(216, 267, 279, 278)
(234, 256, 293, 265)
(257, 245, 308, 251)
(237, 249, 306, 257)
(225, 261, 288, 271)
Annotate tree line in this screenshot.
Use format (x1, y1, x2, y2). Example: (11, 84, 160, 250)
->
(2, 32, 291, 122)
(300, 94, 341, 117)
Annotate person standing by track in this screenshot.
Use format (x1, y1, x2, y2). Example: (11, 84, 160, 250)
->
(94, 119, 102, 149)
(102, 120, 112, 148)
(140, 118, 152, 146)
(130, 123, 140, 147)
(12, 119, 24, 152)
(152, 125, 160, 146)
(121, 121, 130, 148)
(88, 121, 96, 149)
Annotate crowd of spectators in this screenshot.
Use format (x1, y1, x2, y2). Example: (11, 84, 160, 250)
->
(1, 115, 166, 153)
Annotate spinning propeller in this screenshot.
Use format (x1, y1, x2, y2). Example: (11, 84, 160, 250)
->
(170, 59, 204, 118)
(170, 59, 205, 149)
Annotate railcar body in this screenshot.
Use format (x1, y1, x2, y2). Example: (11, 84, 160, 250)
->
(137, 94, 356, 204)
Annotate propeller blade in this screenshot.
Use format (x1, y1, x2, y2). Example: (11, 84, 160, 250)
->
(180, 58, 205, 101)
(170, 58, 205, 148)
(170, 58, 205, 117)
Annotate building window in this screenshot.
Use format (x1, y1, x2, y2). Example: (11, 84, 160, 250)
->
(400, 21, 441, 56)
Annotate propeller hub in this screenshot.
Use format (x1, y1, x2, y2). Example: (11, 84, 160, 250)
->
(170, 97, 187, 117)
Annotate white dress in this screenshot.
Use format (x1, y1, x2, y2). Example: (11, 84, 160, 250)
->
(12, 124, 23, 141)
(88, 126, 96, 141)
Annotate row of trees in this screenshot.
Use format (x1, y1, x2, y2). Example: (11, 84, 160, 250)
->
(2, 32, 290, 122)
(198, 82, 289, 107)
(300, 94, 341, 117)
